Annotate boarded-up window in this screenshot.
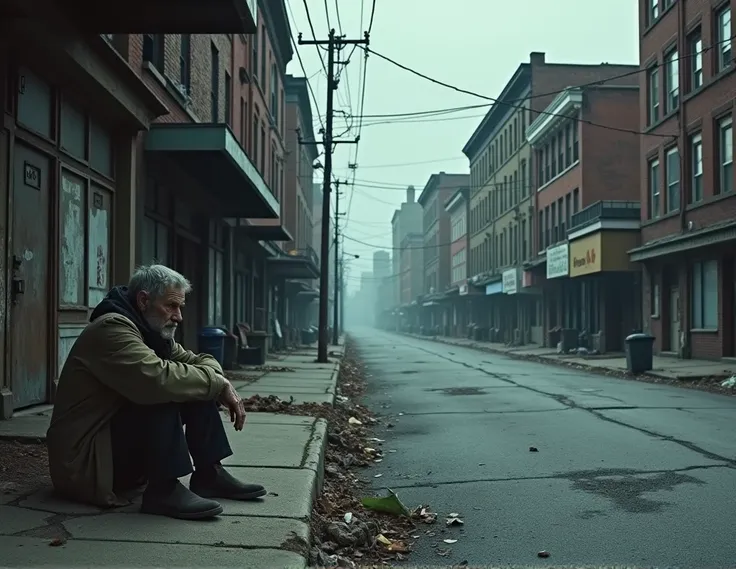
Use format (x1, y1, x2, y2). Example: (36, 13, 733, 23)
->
(88, 185, 111, 306)
(59, 170, 86, 306)
(17, 67, 53, 138)
(60, 98, 87, 160)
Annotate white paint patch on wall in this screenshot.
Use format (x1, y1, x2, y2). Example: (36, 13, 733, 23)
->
(60, 174, 84, 305)
(88, 200, 109, 307)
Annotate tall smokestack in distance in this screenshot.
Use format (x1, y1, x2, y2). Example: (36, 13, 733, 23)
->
(406, 185, 415, 203)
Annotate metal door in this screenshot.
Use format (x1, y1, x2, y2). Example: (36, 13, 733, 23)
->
(669, 287, 680, 353)
(11, 143, 50, 409)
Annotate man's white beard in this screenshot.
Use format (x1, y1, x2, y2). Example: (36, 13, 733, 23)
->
(160, 325, 177, 340)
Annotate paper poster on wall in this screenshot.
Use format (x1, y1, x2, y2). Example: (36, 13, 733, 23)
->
(88, 198, 109, 307)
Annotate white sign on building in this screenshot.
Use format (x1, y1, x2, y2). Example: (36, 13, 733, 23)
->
(546, 243, 569, 279)
(502, 268, 518, 295)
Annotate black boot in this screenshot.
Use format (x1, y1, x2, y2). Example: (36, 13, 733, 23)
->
(190, 465, 267, 501)
(141, 480, 223, 520)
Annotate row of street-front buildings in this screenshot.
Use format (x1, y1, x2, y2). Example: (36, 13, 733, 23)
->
(0, 0, 332, 419)
(377, 0, 736, 363)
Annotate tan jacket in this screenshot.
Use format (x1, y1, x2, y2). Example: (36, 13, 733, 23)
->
(47, 313, 226, 507)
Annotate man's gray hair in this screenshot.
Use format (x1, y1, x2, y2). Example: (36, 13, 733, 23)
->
(128, 264, 192, 299)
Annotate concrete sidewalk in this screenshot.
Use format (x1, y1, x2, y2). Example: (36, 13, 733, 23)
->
(0, 345, 342, 568)
(400, 332, 736, 381)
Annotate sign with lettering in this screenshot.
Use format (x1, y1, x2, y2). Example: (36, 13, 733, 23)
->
(24, 162, 41, 190)
(502, 268, 518, 294)
(546, 243, 569, 279)
(569, 233, 602, 277)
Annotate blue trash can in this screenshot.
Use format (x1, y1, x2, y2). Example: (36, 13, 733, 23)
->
(198, 327, 227, 366)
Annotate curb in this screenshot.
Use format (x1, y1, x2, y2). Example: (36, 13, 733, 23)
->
(302, 417, 328, 496)
(399, 332, 649, 380)
(397, 331, 736, 386)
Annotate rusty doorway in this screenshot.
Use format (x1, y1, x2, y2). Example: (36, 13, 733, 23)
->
(11, 143, 51, 409)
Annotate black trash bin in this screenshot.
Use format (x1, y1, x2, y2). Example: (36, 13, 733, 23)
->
(625, 333, 655, 373)
(198, 327, 227, 367)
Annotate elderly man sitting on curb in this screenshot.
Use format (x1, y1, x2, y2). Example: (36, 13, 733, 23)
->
(47, 264, 266, 520)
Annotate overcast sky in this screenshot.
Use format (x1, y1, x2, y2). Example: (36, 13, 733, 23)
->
(285, 0, 639, 291)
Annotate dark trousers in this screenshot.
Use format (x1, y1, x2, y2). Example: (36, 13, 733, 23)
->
(110, 400, 233, 492)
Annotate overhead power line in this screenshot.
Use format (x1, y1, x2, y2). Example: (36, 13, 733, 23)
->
(354, 35, 736, 139)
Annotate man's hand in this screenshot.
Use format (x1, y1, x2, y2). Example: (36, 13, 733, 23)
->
(218, 378, 246, 431)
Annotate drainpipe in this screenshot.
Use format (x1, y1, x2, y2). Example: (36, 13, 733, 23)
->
(677, 0, 691, 358)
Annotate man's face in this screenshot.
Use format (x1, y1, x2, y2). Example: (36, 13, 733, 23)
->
(137, 287, 186, 340)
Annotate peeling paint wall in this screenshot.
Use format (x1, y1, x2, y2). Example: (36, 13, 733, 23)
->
(88, 188, 111, 307)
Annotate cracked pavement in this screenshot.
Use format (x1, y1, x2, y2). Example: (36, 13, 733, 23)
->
(357, 329, 736, 568)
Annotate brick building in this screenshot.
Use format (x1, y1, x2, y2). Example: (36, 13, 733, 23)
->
(399, 233, 424, 330)
(0, 0, 321, 419)
(444, 187, 471, 336)
(463, 52, 639, 346)
(630, 0, 736, 360)
(525, 84, 642, 352)
(417, 172, 468, 331)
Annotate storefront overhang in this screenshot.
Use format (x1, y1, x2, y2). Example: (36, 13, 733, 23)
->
(629, 219, 736, 262)
(48, 0, 257, 33)
(485, 281, 503, 295)
(235, 221, 293, 242)
(569, 230, 640, 277)
(267, 248, 320, 279)
(546, 242, 569, 279)
(6, 19, 169, 130)
(145, 124, 280, 218)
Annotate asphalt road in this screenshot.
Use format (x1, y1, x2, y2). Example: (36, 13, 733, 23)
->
(354, 328, 736, 568)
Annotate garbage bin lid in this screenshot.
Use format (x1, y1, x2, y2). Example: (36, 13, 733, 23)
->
(199, 326, 227, 337)
(625, 333, 654, 341)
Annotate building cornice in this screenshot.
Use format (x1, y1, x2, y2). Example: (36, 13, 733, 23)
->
(261, 0, 293, 70)
(285, 75, 317, 161)
(462, 64, 531, 159)
(526, 88, 583, 146)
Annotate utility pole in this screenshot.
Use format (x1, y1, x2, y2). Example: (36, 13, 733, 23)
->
(299, 29, 368, 363)
(332, 179, 346, 345)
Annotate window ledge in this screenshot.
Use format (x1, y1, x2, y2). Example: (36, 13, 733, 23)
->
(142, 61, 200, 123)
(651, 314, 660, 319)
(691, 328, 718, 333)
(537, 160, 579, 193)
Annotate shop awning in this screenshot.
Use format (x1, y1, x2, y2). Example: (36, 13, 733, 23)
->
(235, 221, 292, 242)
(145, 124, 280, 218)
(629, 219, 736, 262)
(50, 0, 257, 33)
(268, 248, 320, 279)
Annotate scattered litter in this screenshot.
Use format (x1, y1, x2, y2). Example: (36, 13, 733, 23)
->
(376, 534, 392, 547)
(374, 458, 383, 463)
(344, 512, 353, 524)
(721, 376, 736, 388)
(529, 446, 539, 452)
(388, 449, 397, 453)
(412, 505, 438, 524)
(538, 550, 551, 558)
(361, 489, 411, 517)
(436, 548, 451, 557)
(49, 538, 65, 547)
(388, 541, 410, 553)
(368, 437, 385, 442)
(348, 417, 363, 425)
(446, 513, 464, 526)
(373, 473, 383, 478)
(443, 538, 458, 544)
